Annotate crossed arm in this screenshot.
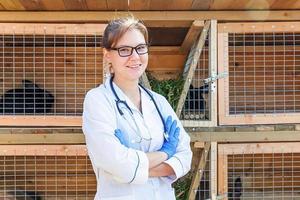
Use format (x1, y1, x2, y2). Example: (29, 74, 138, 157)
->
(147, 151, 175, 177)
(115, 115, 180, 178)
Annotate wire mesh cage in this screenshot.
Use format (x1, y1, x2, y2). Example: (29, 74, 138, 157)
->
(218, 142, 300, 200)
(195, 152, 211, 200)
(181, 39, 210, 121)
(0, 23, 105, 126)
(218, 22, 300, 125)
(0, 145, 96, 200)
(180, 20, 217, 127)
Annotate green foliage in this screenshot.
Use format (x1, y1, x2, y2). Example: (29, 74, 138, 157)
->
(173, 173, 193, 200)
(148, 74, 184, 110)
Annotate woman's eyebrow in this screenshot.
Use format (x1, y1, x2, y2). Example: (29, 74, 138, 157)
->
(116, 43, 146, 48)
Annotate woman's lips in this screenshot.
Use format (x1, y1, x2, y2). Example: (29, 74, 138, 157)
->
(126, 64, 142, 68)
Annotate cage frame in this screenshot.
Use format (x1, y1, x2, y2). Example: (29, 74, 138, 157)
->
(218, 22, 300, 125)
(217, 142, 300, 200)
(0, 23, 106, 126)
(177, 19, 218, 127)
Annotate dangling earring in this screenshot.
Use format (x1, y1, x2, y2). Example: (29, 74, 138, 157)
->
(108, 63, 114, 74)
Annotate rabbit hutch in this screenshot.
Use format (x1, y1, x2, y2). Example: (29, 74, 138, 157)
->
(0, 1, 300, 200)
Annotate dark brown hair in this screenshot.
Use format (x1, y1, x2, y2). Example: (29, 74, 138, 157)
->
(102, 16, 148, 49)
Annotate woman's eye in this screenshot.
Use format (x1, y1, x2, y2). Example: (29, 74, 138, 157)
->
(137, 46, 145, 51)
(119, 48, 131, 53)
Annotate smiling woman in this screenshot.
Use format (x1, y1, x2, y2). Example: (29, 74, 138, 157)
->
(82, 16, 192, 200)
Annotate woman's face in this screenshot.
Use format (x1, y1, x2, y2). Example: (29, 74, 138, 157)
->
(105, 28, 148, 82)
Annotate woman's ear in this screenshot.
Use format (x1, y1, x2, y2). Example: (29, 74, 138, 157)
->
(103, 48, 111, 62)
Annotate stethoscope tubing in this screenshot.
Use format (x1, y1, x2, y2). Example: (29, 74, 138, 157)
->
(109, 76, 167, 136)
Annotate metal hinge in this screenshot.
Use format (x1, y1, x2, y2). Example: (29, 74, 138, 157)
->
(203, 71, 228, 84)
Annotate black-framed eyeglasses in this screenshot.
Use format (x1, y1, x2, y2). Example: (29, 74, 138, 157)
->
(110, 44, 148, 57)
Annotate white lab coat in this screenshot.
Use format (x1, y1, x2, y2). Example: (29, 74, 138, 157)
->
(82, 77, 192, 200)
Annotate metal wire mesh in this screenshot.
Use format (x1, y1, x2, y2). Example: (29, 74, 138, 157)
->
(222, 143, 300, 200)
(0, 24, 103, 116)
(181, 33, 211, 122)
(228, 32, 300, 115)
(0, 145, 96, 199)
(195, 152, 211, 200)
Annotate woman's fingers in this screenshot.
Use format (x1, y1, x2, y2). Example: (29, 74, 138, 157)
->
(174, 127, 180, 139)
(114, 129, 124, 142)
(169, 120, 177, 137)
(165, 115, 172, 132)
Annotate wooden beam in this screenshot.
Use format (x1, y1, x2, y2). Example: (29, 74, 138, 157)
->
(180, 20, 204, 53)
(3, 130, 300, 144)
(218, 21, 300, 33)
(187, 142, 210, 200)
(0, 11, 299, 24)
(208, 20, 218, 127)
(0, 144, 87, 155)
(0, 116, 82, 126)
(0, 133, 85, 144)
(189, 131, 300, 142)
(0, 23, 106, 35)
(149, 46, 184, 54)
(218, 142, 300, 155)
(210, 142, 217, 200)
(194, 141, 205, 148)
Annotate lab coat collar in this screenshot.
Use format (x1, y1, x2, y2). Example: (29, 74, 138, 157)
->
(105, 76, 153, 113)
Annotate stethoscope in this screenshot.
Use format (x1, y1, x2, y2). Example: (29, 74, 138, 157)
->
(109, 76, 169, 143)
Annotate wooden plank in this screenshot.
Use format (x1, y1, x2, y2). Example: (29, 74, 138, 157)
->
(208, 19, 218, 127)
(106, 0, 128, 10)
(149, 0, 173, 10)
(180, 20, 204, 53)
(187, 142, 211, 200)
(0, 23, 106, 35)
(218, 22, 300, 33)
(41, 0, 65, 10)
(194, 141, 205, 148)
(191, 0, 211, 10)
(218, 142, 300, 155)
(128, 0, 150, 10)
(210, 142, 217, 200)
(0, 116, 82, 126)
(0, 133, 85, 144)
(19, 0, 44, 10)
(271, 0, 300, 9)
(167, 0, 193, 10)
(149, 46, 184, 54)
(218, 146, 228, 200)
(0, 11, 299, 23)
(63, 0, 88, 10)
(3, 130, 300, 144)
(189, 131, 300, 142)
(86, 0, 107, 10)
(0, 145, 87, 155)
(0, 0, 25, 10)
(176, 20, 210, 116)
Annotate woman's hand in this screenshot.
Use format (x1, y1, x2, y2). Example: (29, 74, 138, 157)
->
(114, 129, 129, 147)
(159, 115, 180, 159)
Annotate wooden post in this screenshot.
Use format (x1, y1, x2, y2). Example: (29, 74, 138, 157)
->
(187, 142, 211, 200)
(210, 142, 218, 200)
(180, 20, 204, 53)
(209, 19, 218, 126)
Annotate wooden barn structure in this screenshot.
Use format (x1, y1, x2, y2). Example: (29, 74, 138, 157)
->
(0, 1, 300, 199)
